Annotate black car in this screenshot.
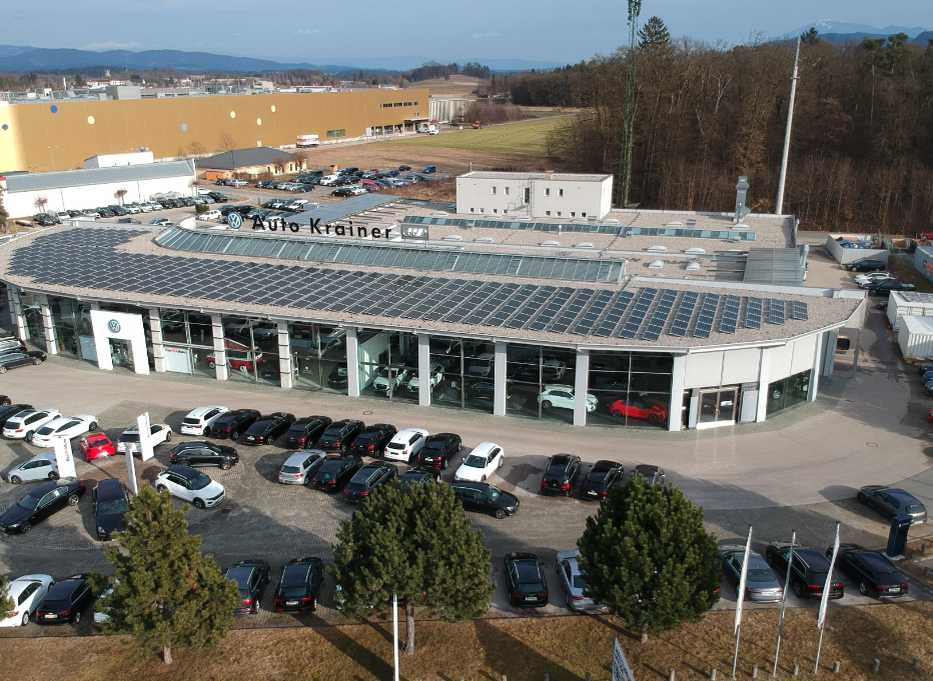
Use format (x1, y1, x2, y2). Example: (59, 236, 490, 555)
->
(225, 559, 271, 615)
(315, 419, 365, 453)
(869, 280, 917, 296)
(97, 208, 115, 218)
(416, 433, 462, 470)
(579, 460, 624, 500)
(327, 362, 349, 389)
(0, 403, 34, 429)
(845, 259, 886, 273)
(464, 379, 505, 401)
(241, 412, 296, 446)
(399, 165, 412, 172)
(349, 423, 397, 457)
(343, 462, 398, 503)
(281, 416, 332, 449)
(182, 197, 197, 206)
(208, 192, 228, 203)
(0, 351, 47, 373)
(540, 454, 582, 496)
(451, 482, 519, 519)
(116, 217, 141, 224)
(311, 455, 364, 491)
(67, 209, 83, 218)
(764, 543, 844, 600)
(34, 575, 95, 624)
(632, 464, 666, 486)
(108, 205, 128, 216)
(93, 478, 129, 540)
(832, 544, 908, 598)
(400, 466, 441, 484)
(33, 213, 59, 226)
(274, 557, 324, 612)
(169, 441, 239, 469)
(209, 409, 261, 440)
(331, 187, 355, 197)
(504, 552, 548, 607)
(857, 485, 928, 524)
(0, 478, 86, 534)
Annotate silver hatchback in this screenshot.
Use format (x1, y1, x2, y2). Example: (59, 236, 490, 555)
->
(718, 545, 784, 603)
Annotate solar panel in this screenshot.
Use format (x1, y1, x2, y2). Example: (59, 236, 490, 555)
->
(571, 290, 614, 336)
(791, 301, 808, 321)
(642, 289, 678, 341)
(400, 279, 467, 320)
(527, 287, 576, 331)
(768, 298, 786, 325)
(744, 297, 763, 330)
(506, 287, 558, 329)
(423, 281, 483, 321)
(593, 291, 636, 337)
(618, 288, 658, 339)
(484, 285, 537, 327)
(669, 291, 699, 337)
(693, 293, 721, 339)
(550, 290, 597, 334)
(464, 283, 521, 325)
(718, 295, 741, 335)
(443, 282, 503, 324)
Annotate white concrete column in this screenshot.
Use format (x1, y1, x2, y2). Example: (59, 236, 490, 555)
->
(572, 349, 590, 427)
(148, 308, 166, 373)
(417, 334, 431, 407)
(668, 354, 687, 432)
(277, 321, 293, 389)
(756, 347, 772, 423)
(346, 327, 360, 397)
(39, 295, 57, 355)
(7, 288, 27, 341)
(211, 315, 228, 380)
(493, 341, 507, 416)
(808, 333, 822, 402)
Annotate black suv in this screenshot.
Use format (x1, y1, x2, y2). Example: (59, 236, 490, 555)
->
(580, 460, 624, 500)
(540, 454, 582, 496)
(765, 543, 844, 600)
(504, 552, 548, 607)
(327, 362, 349, 389)
(210, 409, 261, 440)
(857, 485, 928, 524)
(225, 559, 271, 615)
(416, 433, 462, 470)
(274, 557, 324, 612)
(34, 575, 95, 624)
(400, 466, 440, 484)
(281, 416, 332, 449)
(349, 423, 397, 457)
(241, 412, 296, 446)
(315, 419, 365, 453)
(343, 463, 398, 502)
(169, 441, 239, 469)
(832, 544, 908, 598)
(311, 455, 363, 491)
(868, 280, 916, 296)
(93, 479, 130, 540)
(208, 192, 228, 203)
(451, 482, 519, 519)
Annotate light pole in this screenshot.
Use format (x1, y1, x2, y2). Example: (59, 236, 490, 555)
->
(47, 146, 58, 171)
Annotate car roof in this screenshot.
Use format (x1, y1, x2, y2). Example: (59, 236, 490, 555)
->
(95, 478, 126, 501)
(591, 460, 620, 472)
(85, 432, 111, 442)
(393, 428, 428, 439)
(634, 464, 661, 473)
(470, 442, 501, 455)
(187, 406, 226, 417)
(885, 489, 923, 503)
(285, 450, 324, 464)
(165, 465, 201, 478)
(28, 480, 61, 497)
(860, 552, 898, 572)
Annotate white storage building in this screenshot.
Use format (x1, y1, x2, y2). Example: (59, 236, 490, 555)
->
(886, 291, 933, 331)
(898, 315, 933, 359)
(456, 171, 613, 220)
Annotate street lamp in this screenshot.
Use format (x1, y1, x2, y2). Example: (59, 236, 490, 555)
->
(47, 146, 58, 171)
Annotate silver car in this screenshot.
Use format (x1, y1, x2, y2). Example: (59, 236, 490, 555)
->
(718, 545, 784, 603)
(556, 549, 607, 612)
(7, 453, 59, 484)
(278, 450, 327, 484)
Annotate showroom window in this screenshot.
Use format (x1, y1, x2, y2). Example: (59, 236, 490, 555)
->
(221, 316, 280, 386)
(290, 322, 348, 395)
(430, 335, 494, 415)
(158, 308, 215, 379)
(587, 351, 673, 429)
(357, 330, 419, 404)
(505, 344, 577, 424)
(766, 370, 811, 415)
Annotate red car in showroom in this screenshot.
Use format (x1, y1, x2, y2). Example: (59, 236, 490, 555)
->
(80, 433, 116, 460)
(609, 397, 667, 423)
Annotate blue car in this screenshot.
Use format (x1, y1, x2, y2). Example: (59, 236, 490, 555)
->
(422, 166, 437, 173)
(922, 371, 933, 383)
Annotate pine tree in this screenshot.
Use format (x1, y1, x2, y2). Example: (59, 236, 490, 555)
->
(0, 560, 13, 616)
(800, 28, 821, 46)
(638, 16, 672, 51)
(95, 483, 240, 664)
(331, 479, 494, 655)
(577, 475, 720, 642)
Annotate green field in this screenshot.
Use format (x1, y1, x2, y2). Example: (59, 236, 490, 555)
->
(383, 116, 568, 155)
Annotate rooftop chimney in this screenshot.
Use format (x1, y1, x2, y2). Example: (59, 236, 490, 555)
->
(544, 170, 555, 180)
(734, 176, 751, 224)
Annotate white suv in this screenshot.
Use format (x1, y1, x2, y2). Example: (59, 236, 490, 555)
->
(408, 363, 445, 393)
(383, 428, 429, 463)
(155, 465, 226, 509)
(3, 409, 62, 442)
(180, 406, 230, 436)
(538, 385, 597, 412)
(372, 366, 411, 394)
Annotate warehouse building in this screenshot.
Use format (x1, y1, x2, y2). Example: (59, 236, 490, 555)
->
(196, 147, 303, 181)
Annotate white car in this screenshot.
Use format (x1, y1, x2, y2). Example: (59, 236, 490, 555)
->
(856, 273, 895, 288)
(279, 449, 327, 484)
(383, 428, 429, 463)
(199, 209, 222, 221)
(0, 574, 54, 627)
(148, 217, 172, 226)
(348, 186, 367, 196)
(538, 385, 598, 413)
(453, 442, 504, 482)
(319, 175, 341, 186)
(180, 406, 230, 436)
(3, 409, 62, 442)
(407, 363, 445, 393)
(7, 453, 58, 484)
(31, 414, 99, 447)
(155, 465, 226, 509)
(138, 203, 153, 212)
(117, 423, 173, 454)
(372, 366, 411, 393)
(854, 271, 891, 284)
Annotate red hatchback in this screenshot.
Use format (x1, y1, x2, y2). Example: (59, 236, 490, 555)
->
(80, 432, 116, 460)
(609, 398, 667, 423)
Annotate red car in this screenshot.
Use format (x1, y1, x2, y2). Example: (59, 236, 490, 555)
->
(80, 432, 116, 460)
(609, 398, 667, 423)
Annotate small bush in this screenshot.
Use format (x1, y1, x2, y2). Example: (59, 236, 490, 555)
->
(195, 203, 208, 214)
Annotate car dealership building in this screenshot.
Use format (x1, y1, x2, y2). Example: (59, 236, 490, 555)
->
(0, 180, 863, 432)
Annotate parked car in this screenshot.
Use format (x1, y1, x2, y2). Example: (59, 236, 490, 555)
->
(855, 273, 895, 288)
(400, 466, 441, 484)
(7, 453, 59, 484)
(504, 552, 548, 607)
(869, 280, 916, 296)
(422, 166, 437, 173)
(80, 432, 116, 460)
(180, 406, 230, 436)
(464, 380, 504, 402)
(631, 464, 666, 486)
(372, 366, 411, 394)
(453, 442, 504, 482)
(833, 544, 908, 597)
(311, 455, 364, 491)
(225, 559, 271, 615)
(348, 423, 397, 457)
(0, 574, 54, 627)
(556, 549, 607, 612)
(93, 478, 130, 541)
(274, 557, 324, 612)
(609, 397, 667, 423)
(718, 545, 784, 602)
(33, 575, 95, 624)
(0, 478, 86, 534)
(877, 300, 889, 311)
(315, 419, 365, 454)
(408, 363, 445, 393)
(538, 385, 597, 412)
(383, 427, 429, 463)
(764, 543, 844, 599)
(117, 423, 173, 454)
(281, 416, 332, 449)
(199, 209, 222, 221)
(241, 412, 296, 446)
(169, 441, 239, 469)
(3, 408, 62, 442)
(540, 454, 582, 496)
(844, 259, 886, 273)
(0, 351, 47, 374)
(579, 460, 624, 500)
(416, 433, 462, 470)
(155, 465, 226, 509)
(343, 462, 398, 503)
(209, 409, 261, 441)
(857, 485, 928, 524)
(31, 414, 98, 447)
(279, 450, 327, 484)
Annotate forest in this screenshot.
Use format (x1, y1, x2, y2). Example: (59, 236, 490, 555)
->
(497, 21, 933, 235)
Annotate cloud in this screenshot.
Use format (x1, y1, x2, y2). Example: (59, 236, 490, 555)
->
(82, 41, 141, 51)
(297, 29, 322, 35)
(472, 32, 500, 39)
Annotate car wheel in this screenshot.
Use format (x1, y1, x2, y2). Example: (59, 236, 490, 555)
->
(494, 508, 506, 519)
(541, 400, 552, 409)
(74, 611, 81, 624)
(857, 493, 866, 504)
(220, 461, 232, 470)
(0, 366, 8, 374)
(32, 358, 42, 365)
(48, 471, 59, 480)
(165, 432, 172, 442)
(21, 611, 29, 626)
(24, 431, 34, 442)
(156, 485, 168, 494)
(89, 422, 98, 431)
(611, 410, 622, 418)
(441, 457, 449, 470)
(648, 414, 658, 423)
(793, 582, 803, 598)
(231, 431, 240, 441)
(207, 361, 216, 369)
(193, 498, 206, 510)
(10, 475, 21, 485)
(21, 522, 31, 534)
(1, 399, 9, 406)
(67, 494, 79, 506)
(859, 582, 868, 595)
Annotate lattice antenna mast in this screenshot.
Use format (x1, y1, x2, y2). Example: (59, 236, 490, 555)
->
(618, 0, 642, 208)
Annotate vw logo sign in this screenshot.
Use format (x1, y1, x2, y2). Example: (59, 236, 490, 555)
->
(227, 212, 243, 230)
(107, 319, 121, 334)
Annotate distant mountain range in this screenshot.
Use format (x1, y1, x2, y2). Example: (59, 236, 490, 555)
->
(0, 46, 564, 74)
(787, 20, 932, 44)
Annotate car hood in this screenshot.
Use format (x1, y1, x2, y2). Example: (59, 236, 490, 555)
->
(0, 505, 33, 527)
(97, 512, 126, 534)
(201, 481, 225, 497)
(454, 465, 484, 481)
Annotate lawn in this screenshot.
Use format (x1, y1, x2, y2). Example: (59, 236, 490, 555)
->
(383, 117, 568, 156)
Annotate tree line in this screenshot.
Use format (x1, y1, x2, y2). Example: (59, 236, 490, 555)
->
(502, 21, 933, 234)
(404, 61, 491, 82)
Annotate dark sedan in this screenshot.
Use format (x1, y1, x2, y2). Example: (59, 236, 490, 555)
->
(311, 455, 363, 491)
(274, 557, 324, 612)
(579, 460, 624, 500)
(832, 544, 908, 598)
(241, 412, 296, 446)
(869, 280, 916, 296)
(451, 482, 519, 519)
(844, 259, 886, 273)
(225, 559, 271, 615)
(93, 479, 129, 540)
(343, 462, 398, 503)
(0, 477, 85, 534)
(315, 419, 365, 453)
(400, 466, 441, 484)
(765, 543, 844, 599)
(540, 454, 582, 496)
(281, 416, 332, 449)
(416, 432, 462, 470)
(857, 485, 928, 524)
(0, 403, 34, 430)
(34, 575, 95, 624)
(349, 423, 397, 457)
(169, 441, 239, 469)
(327, 362, 349, 389)
(209, 409, 261, 441)
(0, 351, 47, 373)
(504, 552, 548, 607)
(632, 464, 666, 486)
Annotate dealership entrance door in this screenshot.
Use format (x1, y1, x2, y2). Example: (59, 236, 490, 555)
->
(697, 387, 738, 429)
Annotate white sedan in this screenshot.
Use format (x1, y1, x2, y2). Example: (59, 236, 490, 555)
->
(0, 574, 54, 627)
(7, 453, 58, 484)
(31, 414, 99, 447)
(453, 442, 504, 483)
(117, 423, 173, 454)
(2, 409, 62, 442)
(198, 209, 222, 221)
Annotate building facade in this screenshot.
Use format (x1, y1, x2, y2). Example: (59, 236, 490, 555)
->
(456, 171, 613, 219)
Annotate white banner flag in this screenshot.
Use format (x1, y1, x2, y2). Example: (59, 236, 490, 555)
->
(612, 637, 636, 681)
(734, 526, 753, 636)
(818, 522, 840, 630)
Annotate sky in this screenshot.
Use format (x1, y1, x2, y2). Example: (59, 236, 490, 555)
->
(5, 0, 933, 66)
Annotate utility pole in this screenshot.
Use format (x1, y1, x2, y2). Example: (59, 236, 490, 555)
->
(775, 38, 801, 215)
(618, 0, 642, 208)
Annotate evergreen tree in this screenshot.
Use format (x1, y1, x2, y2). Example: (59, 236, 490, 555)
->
(800, 27, 821, 46)
(0, 560, 13, 616)
(577, 475, 720, 642)
(331, 479, 493, 655)
(0, 185, 10, 234)
(95, 483, 240, 664)
(638, 16, 672, 51)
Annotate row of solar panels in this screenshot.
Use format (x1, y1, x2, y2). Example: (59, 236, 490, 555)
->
(154, 227, 625, 284)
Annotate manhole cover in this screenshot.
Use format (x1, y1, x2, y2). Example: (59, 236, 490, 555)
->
(362, 411, 373, 415)
(866, 442, 878, 447)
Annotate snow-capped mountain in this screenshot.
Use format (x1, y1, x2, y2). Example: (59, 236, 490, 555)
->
(791, 20, 929, 38)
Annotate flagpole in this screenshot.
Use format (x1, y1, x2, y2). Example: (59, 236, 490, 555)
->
(814, 522, 841, 675)
(733, 525, 753, 679)
(772, 530, 796, 676)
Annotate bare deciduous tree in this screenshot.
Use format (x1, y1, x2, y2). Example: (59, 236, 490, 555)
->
(216, 132, 237, 153)
(116, 189, 128, 205)
(33, 195, 48, 212)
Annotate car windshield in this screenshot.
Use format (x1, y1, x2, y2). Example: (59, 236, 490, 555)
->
(906, 504, 925, 514)
(386, 443, 403, 450)
(545, 464, 568, 475)
(279, 586, 307, 598)
(39, 599, 69, 611)
(345, 482, 367, 493)
(189, 472, 212, 490)
(746, 569, 775, 583)
(226, 567, 253, 588)
(464, 455, 487, 468)
(572, 574, 587, 589)
(18, 495, 41, 510)
(97, 499, 127, 516)
(487, 485, 502, 501)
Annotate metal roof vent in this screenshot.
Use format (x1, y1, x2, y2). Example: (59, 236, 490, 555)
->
(734, 223, 749, 231)
(647, 245, 667, 252)
(572, 219, 588, 224)
(648, 260, 664, 269)
(602, 218, 620, 224)
(665, 221, 683, 227)
(443, 234, 463, 241)
(686, 262, 701, 271)
(475, 236, 494, 243)
(513, 215, 530, 221)
(686, 218, 697, 226)
(432, 211, 449, 217)
(541, 240, 560, 247)
(574, 242, 595, 248)
(486, 214, 502, 219)
(684, 247, 705, 255)
(726, 248, 743, 253)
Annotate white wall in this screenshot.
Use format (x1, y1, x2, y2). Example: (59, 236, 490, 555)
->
(824, 234, 888, 266)
(683, 347, 763, 389)
(456, 173, 612, 219)
(888, 292, 933, 331)
(683, 351, 723, 389)
(85, 152, 154, 168)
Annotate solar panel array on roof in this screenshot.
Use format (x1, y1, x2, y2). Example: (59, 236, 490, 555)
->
(768, 298, 785, 325)
(790, 301, 809, 321)
(463, 283, 520, 325)
(693, 294, 721, 339)
(402, 215, 621, 234)
(718, 295, 741, 335)
(571, 290, 615, 336)
(744, 297, 763, 329)
(623, 227, 757, 241)
(550, 289, 597, 334)
(506, 287, 557, 329)
(593, 291, 636, 337)
(642, 289, 678, 342)
(669, 291, 699, 337)
(528, 287, 575, 331)
(619, 288, 657, 339)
